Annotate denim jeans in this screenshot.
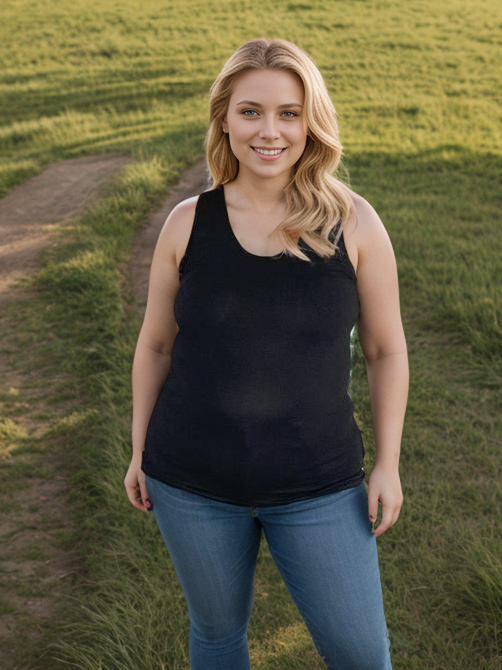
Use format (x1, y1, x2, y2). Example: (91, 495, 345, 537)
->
(145, 475, 392, 670)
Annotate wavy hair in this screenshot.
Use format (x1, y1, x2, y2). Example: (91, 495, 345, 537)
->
(204, 38, 355, 262)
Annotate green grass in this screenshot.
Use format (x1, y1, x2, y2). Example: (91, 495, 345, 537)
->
(1, 0, 501, 194)
(0, 0, 501, 668)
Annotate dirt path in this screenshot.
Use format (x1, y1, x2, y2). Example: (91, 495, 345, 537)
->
(0, 154, 132, 299)
(0, 155, 210, 668)
(0, 153, 132, 668)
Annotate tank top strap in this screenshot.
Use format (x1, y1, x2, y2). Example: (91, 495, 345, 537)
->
(333, 225, 348, 257)
(178, 187, 228, 275)
(327, 220, 357, 280)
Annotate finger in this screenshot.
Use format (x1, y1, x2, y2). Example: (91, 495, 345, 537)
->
(373, 504, 398, 537)
(367, 487, 379, 524)
(125, 483, 149, 512)
(139, 480, 152, 511)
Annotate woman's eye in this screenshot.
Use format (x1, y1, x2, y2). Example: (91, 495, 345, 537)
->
(241, 110, 297, 118)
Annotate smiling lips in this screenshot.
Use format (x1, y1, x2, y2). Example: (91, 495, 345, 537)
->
(252, 146, 287, 160)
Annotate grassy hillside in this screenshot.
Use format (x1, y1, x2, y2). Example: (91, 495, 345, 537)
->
(1, 0, 501, 668)
(2, 0, 501, 192)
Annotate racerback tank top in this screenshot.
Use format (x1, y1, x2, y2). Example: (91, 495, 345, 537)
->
(141, 184, 365, 506)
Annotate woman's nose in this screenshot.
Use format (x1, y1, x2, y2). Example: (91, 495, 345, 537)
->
(258, 115, 280, 140)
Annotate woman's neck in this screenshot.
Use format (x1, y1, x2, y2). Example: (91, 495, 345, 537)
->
(229, 167, 292, 211)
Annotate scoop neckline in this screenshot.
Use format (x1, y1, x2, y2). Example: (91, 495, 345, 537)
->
(219, 184, 286, 260)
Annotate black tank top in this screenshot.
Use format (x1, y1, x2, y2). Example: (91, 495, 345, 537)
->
(141, 185, 365, 506)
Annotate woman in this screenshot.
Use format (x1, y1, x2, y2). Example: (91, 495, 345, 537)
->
(125, 38, 408, 670)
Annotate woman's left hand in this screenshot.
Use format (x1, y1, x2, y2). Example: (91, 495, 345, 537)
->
(367, 465, 403, 537)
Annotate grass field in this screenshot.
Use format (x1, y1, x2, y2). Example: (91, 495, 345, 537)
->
(1, 0, 501, 668)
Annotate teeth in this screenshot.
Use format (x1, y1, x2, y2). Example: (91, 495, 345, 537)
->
(254, 148, 284, 155)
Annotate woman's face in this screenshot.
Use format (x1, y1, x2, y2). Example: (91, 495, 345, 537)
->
(222, 69, 307, 183)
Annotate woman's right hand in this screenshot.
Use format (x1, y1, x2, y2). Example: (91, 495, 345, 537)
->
(124, 455, 152, 512)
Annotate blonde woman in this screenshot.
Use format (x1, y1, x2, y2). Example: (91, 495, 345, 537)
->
(125, 38, 408, 670)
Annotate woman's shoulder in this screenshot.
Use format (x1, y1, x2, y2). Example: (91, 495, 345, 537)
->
(338, 188, 394, 276)
(164, 185, 218, 228)
(156, 189, 213, 269)
(161, 189, 215, 238)
(343, 188, 392, 252)
(344, 188, 380, 228)
(168, 193, 201, 223)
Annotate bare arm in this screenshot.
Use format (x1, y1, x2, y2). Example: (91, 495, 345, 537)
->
(131, 343, 173, 460)
(350, 194, 409, 537)
(124, 196, 198, 511)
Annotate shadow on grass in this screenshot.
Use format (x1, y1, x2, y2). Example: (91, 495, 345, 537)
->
(0, 75, 212, 126)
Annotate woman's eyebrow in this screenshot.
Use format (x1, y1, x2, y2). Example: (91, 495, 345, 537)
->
(235, 100, 303, 109)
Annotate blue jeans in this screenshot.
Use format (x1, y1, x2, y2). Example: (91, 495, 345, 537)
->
(145, 475, 392, 670)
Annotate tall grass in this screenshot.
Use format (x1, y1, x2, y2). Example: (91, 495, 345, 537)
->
(1, 0, 501, 668)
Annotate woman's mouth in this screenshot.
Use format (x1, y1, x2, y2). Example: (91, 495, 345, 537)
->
(251, 147, 287, 161)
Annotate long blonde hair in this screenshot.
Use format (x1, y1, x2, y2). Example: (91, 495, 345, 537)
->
(204, 38, 355, 262)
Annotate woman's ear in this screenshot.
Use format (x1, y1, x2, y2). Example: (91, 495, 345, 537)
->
(222, 118, 229, 133)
